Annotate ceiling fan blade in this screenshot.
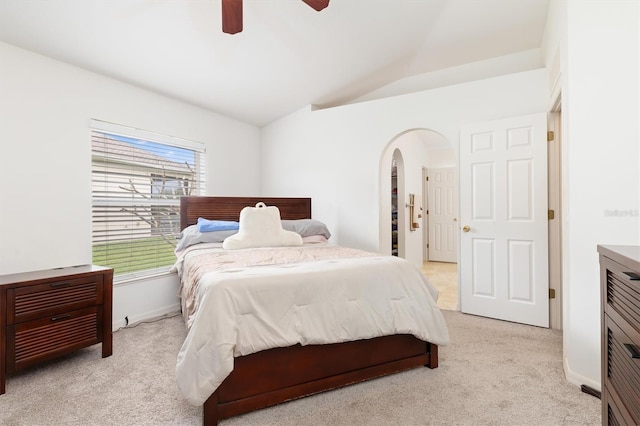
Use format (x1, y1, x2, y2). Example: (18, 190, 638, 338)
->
(301, 0, 330, 12)
(222, 0, 243, 34)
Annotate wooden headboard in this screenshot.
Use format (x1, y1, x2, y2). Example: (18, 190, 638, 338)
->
(179, 196, 312, 230)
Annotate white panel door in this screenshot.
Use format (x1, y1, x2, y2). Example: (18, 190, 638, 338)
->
(459, 113, 549, 327)
(428, 167, 458, 262)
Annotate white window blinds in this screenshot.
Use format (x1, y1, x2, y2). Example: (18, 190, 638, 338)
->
(90, 120, 206, 281)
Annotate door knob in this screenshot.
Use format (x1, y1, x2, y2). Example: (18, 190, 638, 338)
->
(462, 225, 471, 232)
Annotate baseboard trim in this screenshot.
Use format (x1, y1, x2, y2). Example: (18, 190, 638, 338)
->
(112, 303, 181, 330)
(563, 355, 601, 392)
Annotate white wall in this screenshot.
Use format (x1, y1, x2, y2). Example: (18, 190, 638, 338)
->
(261, 69, 548, 257)
(543, 0, 640, 390)
(424, 148, 457, 168)
(0, 42, 261, 327)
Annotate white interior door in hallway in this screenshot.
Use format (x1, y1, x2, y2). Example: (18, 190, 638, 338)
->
(459, 113, 549, 328)
(427, 167, 458, 262)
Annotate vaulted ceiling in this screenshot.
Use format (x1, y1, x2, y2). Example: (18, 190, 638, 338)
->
(0, 0, 550, 127)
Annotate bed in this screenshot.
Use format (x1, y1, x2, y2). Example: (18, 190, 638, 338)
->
(174, 196, 449, 425)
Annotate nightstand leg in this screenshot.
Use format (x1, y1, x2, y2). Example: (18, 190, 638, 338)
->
(0, 361, 5, 395)
(102, 269, 113, 358)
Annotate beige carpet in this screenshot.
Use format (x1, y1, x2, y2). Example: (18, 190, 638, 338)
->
(0, 311, 600, 426)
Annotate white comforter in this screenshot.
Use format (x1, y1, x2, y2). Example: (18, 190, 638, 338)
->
(174, 244, 450, 406)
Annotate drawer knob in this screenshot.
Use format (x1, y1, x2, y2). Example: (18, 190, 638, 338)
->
(50, 282, 70, 288)
(624, 343, 640, 359)
(623, 271, 640, 280)
(51, 314, 72, 322)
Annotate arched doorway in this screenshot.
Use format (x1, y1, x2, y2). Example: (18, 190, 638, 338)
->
(379, 128, 458, 310)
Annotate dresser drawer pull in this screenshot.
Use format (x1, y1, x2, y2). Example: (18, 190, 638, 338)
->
(624, 343, 640, 359)
(623, 271, 640, 280)
(50, 282, 70, 288)
(51, 314, 72, 322)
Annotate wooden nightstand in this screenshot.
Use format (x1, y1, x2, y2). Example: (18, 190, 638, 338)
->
(0, 265, 113, 395)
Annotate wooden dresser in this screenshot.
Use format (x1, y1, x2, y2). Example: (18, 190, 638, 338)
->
(599, 245, 640, 425)
(0, 265, 113, 395)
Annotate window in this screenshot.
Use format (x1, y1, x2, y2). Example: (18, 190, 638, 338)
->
(91, 120, 205, 281)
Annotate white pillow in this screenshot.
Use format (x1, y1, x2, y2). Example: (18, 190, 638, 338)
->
(222, 202, 303, 250)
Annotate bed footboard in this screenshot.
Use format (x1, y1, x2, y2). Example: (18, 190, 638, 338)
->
(203, 334, 438, 425)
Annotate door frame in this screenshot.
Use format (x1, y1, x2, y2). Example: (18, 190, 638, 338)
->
(548, 107, 562, 330)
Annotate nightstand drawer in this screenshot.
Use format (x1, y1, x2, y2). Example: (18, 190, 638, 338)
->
(605, 388, 634, 426)
(7, 306, 100, 372)
(7, 275, 103, 325)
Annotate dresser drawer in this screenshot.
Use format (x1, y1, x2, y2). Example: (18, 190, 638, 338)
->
(605, 388, 634, 426)
(6, 306, 100, 372)
(603, 256, 640, 337)
(7, 275, 103, 325)
(605, 315, 640, 424)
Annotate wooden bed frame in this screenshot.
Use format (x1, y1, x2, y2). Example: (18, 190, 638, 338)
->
(179, 196, 439, 425)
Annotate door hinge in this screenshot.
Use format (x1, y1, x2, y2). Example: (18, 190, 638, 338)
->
(426, 176, 429, 181)
(547, 130, 555, 142)
(549, 288, 556, 299)
(548, 209, 555, 220)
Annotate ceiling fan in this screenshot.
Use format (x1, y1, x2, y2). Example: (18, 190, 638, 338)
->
(221, 0, 330, 34)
